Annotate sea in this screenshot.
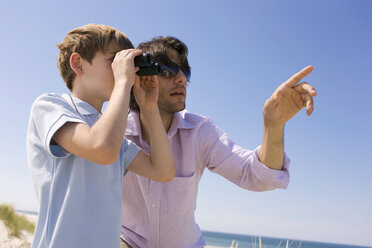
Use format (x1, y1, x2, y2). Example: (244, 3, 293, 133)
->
(202, 231, 372, 248)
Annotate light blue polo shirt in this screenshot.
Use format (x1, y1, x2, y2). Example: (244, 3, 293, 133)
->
(26, 93, 140, 248)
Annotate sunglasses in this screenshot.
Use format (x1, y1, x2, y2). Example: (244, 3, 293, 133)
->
(159, 64, 191, 81)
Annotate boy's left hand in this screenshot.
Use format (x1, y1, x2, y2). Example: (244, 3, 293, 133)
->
(133, 75, 159, 110)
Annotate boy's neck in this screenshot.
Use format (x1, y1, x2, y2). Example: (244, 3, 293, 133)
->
(71, 89, 103, 112)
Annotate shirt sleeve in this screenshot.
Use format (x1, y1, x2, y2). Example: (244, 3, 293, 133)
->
(199, 119, 290, 191)
(30, 93, 85, 157)
(120, 138, 141, 176)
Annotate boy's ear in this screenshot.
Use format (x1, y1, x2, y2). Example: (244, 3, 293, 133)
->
(70, 53, 84, 75)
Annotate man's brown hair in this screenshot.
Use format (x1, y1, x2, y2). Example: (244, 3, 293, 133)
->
(130, 36, 190, 112)
(57, 24, 134, 91)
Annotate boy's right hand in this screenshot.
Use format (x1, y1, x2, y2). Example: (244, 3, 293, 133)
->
(111, 49, 142, 87)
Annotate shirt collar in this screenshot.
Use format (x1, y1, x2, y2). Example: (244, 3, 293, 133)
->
(126, 110, 196, 137)
(62, 94, 101, 116)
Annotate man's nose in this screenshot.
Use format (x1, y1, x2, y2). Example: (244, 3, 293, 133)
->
(175, 69, 187, 85)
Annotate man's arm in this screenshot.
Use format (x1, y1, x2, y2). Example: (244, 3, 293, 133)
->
(259, 66, 317, 170)
(127, 75, 175, 182)
(53, 49, 142, 165)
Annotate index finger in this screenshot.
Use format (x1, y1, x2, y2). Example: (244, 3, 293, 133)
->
(283, 65, 314, 87)
(150, 75, 158, 87)
(126, 49, 143, 60)
(115, 48, 139, 57)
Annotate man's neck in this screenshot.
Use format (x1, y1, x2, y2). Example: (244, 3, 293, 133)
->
(139, 110, 174, 144)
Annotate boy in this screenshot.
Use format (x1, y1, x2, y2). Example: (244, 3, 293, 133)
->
(26, 24, 175, 248)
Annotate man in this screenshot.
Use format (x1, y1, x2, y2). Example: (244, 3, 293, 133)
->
(120, 36, 317, 248)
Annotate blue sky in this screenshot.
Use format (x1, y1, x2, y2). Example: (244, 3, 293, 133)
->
(0, 0, 371, 246)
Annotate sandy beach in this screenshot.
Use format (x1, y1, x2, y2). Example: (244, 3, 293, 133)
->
(0, 213, 223, 248)
(0, 212, 37, 248)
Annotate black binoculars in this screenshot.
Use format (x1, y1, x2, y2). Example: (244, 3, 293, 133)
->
(134, 53, 161, 76)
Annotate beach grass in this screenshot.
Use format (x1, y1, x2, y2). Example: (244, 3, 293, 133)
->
(0, 203, 35, 237)
(229, 236, 301, 248)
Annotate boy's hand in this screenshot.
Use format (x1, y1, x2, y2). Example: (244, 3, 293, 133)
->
(111, 49, 142, 87)
(133, 75, 159, 111)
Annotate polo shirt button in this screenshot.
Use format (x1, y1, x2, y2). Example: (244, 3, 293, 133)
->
(152, 204, 155, 208)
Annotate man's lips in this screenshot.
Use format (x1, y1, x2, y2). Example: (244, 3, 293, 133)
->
(170, 89, 186, 96)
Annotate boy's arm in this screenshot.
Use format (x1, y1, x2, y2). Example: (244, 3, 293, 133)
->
(53, 49, 142, 165)
(126, 75, 175, 182)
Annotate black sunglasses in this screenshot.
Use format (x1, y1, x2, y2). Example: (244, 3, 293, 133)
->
(159, 64, 191, 81)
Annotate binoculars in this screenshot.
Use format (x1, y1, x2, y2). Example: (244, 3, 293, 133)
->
(134, 53, 161, 76)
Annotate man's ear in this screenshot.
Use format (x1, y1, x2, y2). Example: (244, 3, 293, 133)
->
(70, 53, 84, 75)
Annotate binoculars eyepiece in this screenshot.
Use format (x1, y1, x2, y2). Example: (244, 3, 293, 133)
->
(134, 53, 161, 76)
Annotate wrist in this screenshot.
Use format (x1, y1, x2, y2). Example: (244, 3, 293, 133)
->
(263, 120, 284, 146)
(140, 106, 160, 119)
(263, 119, 284, 130)
(113, 79, 133, 91)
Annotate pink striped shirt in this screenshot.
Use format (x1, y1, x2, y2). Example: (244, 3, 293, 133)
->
(121, 110, 290, 248)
